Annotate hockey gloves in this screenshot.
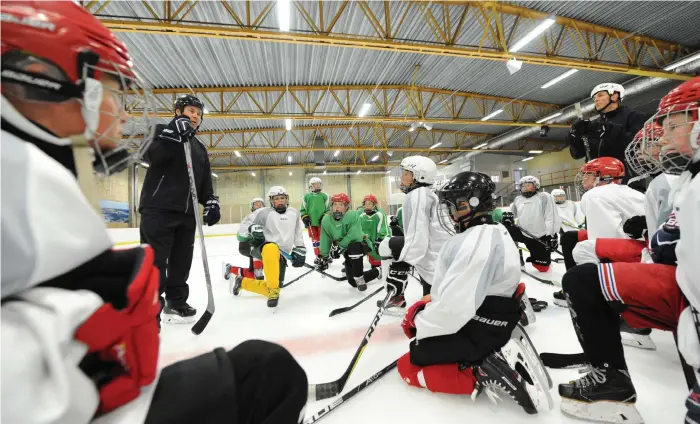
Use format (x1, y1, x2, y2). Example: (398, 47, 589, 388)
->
(301, 215, 311, 228)
(249, 224, 266, 247)
(203, 195, 220, 226)
(501, 212, 515, 227)
(316, 255, 331, 271)
(291, 246, 307, 268)
(389, 215, 399, 227)
(402, 299, 430, 339)
(386, 261, 410, 298)
(623, 215, 647, 240)
(161, 116, 195, 143)
(72, 246, 160, 414)
(541, 234, 558, 251)
(329, 244, 344, 260)
(650, 213, 680, 265)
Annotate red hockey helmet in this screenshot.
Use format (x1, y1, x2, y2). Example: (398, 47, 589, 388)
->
(331, 193, 351, 205)
(624, 122, 664, 177)
(363, 194, 378, 205)
(575, 157, 625, 193)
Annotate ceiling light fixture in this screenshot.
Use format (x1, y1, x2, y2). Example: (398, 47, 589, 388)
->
(480, 109, 503, 121)
(536, 112, 563, 123)
(541, 69, 578, 89)
(509, 17, 556, 53)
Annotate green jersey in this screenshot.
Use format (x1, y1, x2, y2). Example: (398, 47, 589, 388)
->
(300, 192, 330, 226)
(490, 208, 504, 223)
(359, 208, 390, 260)
(319, 210, 368, 257)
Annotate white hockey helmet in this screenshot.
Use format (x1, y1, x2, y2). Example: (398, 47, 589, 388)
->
(551, 189, 566, 197)
(591, 83, 625, 100)
(308, 177, 322, 191)
(268, 186, 289, 213)
(398, 156, 437, 193)
(250, 197, 265, 212)
(519, 175, 540, 189)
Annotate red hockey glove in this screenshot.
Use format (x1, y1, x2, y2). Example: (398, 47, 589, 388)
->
(73, 246, 161, 414)
(402, 299, 429, 339)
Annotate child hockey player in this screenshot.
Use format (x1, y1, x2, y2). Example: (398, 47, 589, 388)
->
(551, 78, 700, 424)
(300, 177, 330, 263)
(389, 206, 404, 235)
(317, 193, 379, 291)
(504, 176, 560, 272)
(359, 194, 391, 270)
(223, 197, 265, 280)
(552, 189, 584, 233)
(231, 187, 306, 308)
(0, 3, 308, 423)
(397, 171, 552, 414)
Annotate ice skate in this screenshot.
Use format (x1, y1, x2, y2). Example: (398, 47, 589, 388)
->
(355, 276, 367, 292)
(553, 289, 568, 308)
(223, 262, 232, 280)
(620, 321, 656, 350)
(161, 303, 196, 324)
(559, 364, 642, 424)
(230, 275, 243, 296)
(519, 291, 537, 327)
(379, 294, 406, 316)
(267, 288, 279, 308)
(471, 351, 538, 414)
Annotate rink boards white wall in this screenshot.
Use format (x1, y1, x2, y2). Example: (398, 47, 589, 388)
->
(108, 223, 242, 246)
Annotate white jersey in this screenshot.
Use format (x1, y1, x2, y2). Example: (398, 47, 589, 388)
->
(510, 192, 560, 238)
(1, 97, 156, 424)
(555, 200, 584, 232)
(676, 155, 700, 374)
(239, 207, 304, 255)
(580, 184, 645, 241)
(398, 186, 451, 285)
(645, 173, 679, 232)
(415, 221, 520, 340)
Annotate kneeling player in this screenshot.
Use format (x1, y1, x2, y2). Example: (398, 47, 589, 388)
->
(224, 197, 265, 280)
(358, 194, 390, 270)
(316, 193, 379, 291)
(232, 186, 306, 308)
(397, 171, 552, 414)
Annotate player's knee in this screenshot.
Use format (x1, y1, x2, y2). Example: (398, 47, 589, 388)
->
(345, 242, 364, 256)
(562, 264, 599, 299)
(561, 231, 579, 251)
(398, 353, 423, 388)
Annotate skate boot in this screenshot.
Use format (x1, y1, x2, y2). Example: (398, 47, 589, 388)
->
(230, 275, 243, 296)
(223, 262, 232, 280)
(553, 289, 568, 308)
(314, 256, 321, 266)
(519, 291, 537, 327)
(162, 302, 196, 324)
(471, 351, 538, 414)
(620, 320, 656, 350)
(378, 294, 406, 315)
(355, 276, 367, 292)
(559, 364, 642, 424)
(267, 287, 280, 308)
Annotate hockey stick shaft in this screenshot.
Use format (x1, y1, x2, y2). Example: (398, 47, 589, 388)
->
(281, 268, 314, 288)
(303, 359, 399, 424)
(540, 352, 586, 369)
(574, 102, 591, 161)
(329, 286, 384, 317)
(183, 142, 215, 335)
(308, 287, 395, 401)
(517, 225, 564, 257)
(521, 268, 556, 286)
(303, 263, 346, 281)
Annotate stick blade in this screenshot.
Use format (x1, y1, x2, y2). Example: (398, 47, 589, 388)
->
(191, 310, 213, 335)
(329, 307, 350, 317)
(308, 381, 340, 401)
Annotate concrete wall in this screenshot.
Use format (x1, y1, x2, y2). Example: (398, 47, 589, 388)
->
(525, 149, 584, 186)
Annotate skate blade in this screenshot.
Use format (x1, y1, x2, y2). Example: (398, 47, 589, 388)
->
(560, 399, 644, 424)
(383, 307, 406, 317)
(222, 261, 231, 280)
(501, 334, 554, 412)
(161, 314, 196, 324)
(521, 292, 537, 326)
(553, 298, 569, 308)
(514, 324, 553, 389)
(621, 334, 657, 351)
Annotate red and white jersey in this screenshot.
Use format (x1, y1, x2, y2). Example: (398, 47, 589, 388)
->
(0, 97, 157, 424)
(580, 183, 645, 241)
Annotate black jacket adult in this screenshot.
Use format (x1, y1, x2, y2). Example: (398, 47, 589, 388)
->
(139, 123, 214, 215)
(567, 105, 647, 181)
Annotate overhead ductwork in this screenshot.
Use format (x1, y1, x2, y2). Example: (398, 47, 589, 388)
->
(462, 60, 700, 161)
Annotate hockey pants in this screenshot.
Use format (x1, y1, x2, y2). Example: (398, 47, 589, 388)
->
(386, 236, 431, 296)
(240, 243, 287, 298)
(562, 262, 684, 370)
(145, 340, 307, 424)
(561, 230, 586, 270)
(344, 242, 379, 288)
(506, 226, 551, 271)
(572, 238, 646, 266)
(308, 225, 321, 257)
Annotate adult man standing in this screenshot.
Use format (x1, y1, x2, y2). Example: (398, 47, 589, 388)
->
(139, 94, 221, 326)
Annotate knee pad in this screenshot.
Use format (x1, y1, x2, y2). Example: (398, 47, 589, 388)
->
(238, 241, 252, 258)
(345, 242, 364, 259)
(562, 264, 599, 296)
(388, 236, 404, 260)
(561, 231, 579, 249)
(261, 243, 280, 261)
(398, 353, 423, 388)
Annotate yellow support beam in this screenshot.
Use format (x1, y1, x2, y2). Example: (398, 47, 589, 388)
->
(212, 162, 425, 172)
(95, 0, 693, 80)
(207, 146, 533, 155)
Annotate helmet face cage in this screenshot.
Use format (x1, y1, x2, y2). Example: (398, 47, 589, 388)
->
(308, 177, 323, 192)
(656, 104, 700, 175)
(436, 201, 458, 236)
(625, 130, 663, 177)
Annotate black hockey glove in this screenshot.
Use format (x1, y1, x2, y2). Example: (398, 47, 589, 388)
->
(389, 215, 399, 227)
(586, 120, 614, 140)
(301, 215, 311, 229)
(569, 119, 590, 140)
(329, 244, 344, 260)
(501, 212, 515, 227)
(650, 213, 679, 265)
(374, 237, 384, 252)
(203, 196, 220, 226)
(541, 234, 558, 251)
(623, 215, 647, 240)
(316, 256, 331, 272)
(249, 224, 265, 247)
(291, 246, 306, 268)
(161, 116, 195, 143)
(386, 261, 410, 298)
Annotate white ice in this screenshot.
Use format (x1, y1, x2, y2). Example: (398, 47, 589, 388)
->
(153, 233, 688, 424)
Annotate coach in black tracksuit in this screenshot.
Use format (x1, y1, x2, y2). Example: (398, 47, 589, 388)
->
(139, 95, 220, 326)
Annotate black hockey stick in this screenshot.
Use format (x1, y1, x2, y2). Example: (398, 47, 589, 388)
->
(308, 287, 396, 401)
(540, 352, 587, 369)
(303, 263, 346, 281)
(521, 267, 556, 286)
(281, 268, 314, 288)
(519, 246, 564, 263)
(303, 359, 398, 424)
(329, 286, 385, 317)
(183, 142, 215, 335)
(517, 225, 565, 257)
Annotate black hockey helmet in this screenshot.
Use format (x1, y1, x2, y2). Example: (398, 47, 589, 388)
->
(436, 171, 495, 234)
(174, 94, 205, 127)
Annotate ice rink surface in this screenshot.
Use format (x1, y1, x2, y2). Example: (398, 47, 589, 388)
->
(153, 233, 688, 424)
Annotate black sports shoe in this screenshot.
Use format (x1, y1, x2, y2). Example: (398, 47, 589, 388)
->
(231, 275, 243, 296)
(162, 303, 196, 324)
(553, 290, 568, 308)
(472, 351, 537, 415)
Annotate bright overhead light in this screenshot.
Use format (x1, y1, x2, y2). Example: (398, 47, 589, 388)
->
(663, 51, 700, 71)
(357, 103, 372, 118)
(521, 157, 534, 162)
(203, 108, 209, 114)
(371, 155, 379, 162)
(509, 17, 556, 53)
(139, 161, 150, 168)
(529, 150, 543, 154)
(541, 69, 578, 89)
(289, 171, 293, 176)
(423, 123, 433, 131)
(438, 159, 448, 164)
(334, 150, 340, 157)
(251, 172, 256, 176)
(480, 109, 503, 121)
(429, 142, 442, 149)
(356, 170, 362, 174)
(287, 155, 292, 162)
(536, 112, 563, 123)
(277, 0, 290, 31)
(285, 118, 292, 131)
(474, 142, 488, 149)
(323, 170, 327, 175)
(518, 167, 523, 170)
(234, 150, 241, 157)
(211, 172, 218, 178)
(387, 151, 393, 156)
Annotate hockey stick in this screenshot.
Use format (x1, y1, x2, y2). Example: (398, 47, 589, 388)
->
(308, 287, 396, 401)
(303, 263, 346, 281)
(540, 352, 587, 369)
(183, 142, 214, 335)
(303, 359, 398, 424)
(329, 286, 385, 317)
(519, 246, 564, 263)
(574, 102, 592, 161)
(281, 268, 314, 288)
(521, 267, 556, 286)
(517, 225, 565, 257)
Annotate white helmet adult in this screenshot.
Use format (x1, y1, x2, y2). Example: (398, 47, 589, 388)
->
(250, 197, 265, 212)
(308, 177, 322, 192)
(398, 156, 437, 193)
(591, 83, 625, 112)
(268, 186, 289, 213)
(551, 189, 566, 204)
(519, 176, 540, 198)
